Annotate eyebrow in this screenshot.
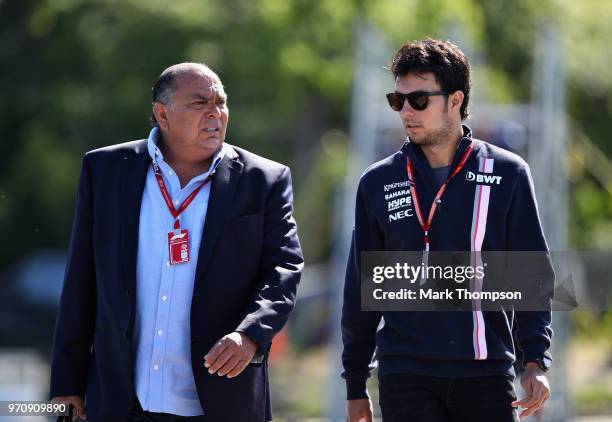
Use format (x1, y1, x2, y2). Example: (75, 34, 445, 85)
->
(189, 93, 227, 101)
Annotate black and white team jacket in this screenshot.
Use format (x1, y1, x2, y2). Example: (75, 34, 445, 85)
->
(341, 125, 554, 399)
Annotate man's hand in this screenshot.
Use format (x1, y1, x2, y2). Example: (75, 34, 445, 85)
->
(346, 398, 373, 422)
(204, 331, 258, 378)
(512, 362, 551, 419)
(51, 396, 86, 421)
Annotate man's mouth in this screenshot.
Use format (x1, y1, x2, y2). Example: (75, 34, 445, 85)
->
(203, 127, 219, 133)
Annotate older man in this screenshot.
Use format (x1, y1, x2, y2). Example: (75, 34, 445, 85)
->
(50, 63, 303, 422)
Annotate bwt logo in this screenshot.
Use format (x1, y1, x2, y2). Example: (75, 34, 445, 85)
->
(466, 171, 502, 185)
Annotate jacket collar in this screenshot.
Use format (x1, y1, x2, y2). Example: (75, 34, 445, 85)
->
(193, 142, 243, 285)
(401, 124, 474, 173)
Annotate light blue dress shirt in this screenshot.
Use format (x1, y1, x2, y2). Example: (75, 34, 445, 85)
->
(132, 126, 224, 416)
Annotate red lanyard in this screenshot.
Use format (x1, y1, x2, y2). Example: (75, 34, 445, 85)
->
(405, 142, 474, 250)
(152, 160, 211, 230)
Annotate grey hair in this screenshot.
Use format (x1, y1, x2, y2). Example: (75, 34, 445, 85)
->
(150, 62, 218, 126)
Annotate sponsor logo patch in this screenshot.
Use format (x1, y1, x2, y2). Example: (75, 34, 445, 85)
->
(388, 209, 414, 221)
(466, 171, 502, 185)
(385, 189, 410, 201)
(383, 180, 414, 222)
(383, 181, 411, 192)
(387, 196, 412, 212)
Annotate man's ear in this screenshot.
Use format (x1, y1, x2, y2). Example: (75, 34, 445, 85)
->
(153, 102, 170, 131)
(450, 91, 464, 114)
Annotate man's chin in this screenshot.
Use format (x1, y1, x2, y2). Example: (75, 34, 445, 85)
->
(199, 137, 223, 150)
(407, 132, 439, 146)
(407, 134, 427, 145)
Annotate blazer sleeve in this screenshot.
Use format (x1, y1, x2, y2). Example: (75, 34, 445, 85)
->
(50, 154, 97, 398)
(341, 178, 383, 400)
(235, 166, 304, 361)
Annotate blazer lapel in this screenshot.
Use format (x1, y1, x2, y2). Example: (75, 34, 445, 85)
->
(194, 145, 244, 282)
(119, 140, 150, 297)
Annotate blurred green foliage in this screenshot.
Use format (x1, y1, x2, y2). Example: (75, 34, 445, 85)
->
(575, 388, 612, 416)
(0, 0, 610, 269)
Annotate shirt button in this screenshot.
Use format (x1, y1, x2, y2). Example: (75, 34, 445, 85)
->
(169, 171, 173, 175)
(166, 261, 170, 267)
(153, 364, 159, 370)
(174, 199, 179, 205)
(157, 330, 164, 336)
(161, 295, 167, 301)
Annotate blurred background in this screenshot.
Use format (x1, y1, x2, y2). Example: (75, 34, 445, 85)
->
(0, 0, 611, 421)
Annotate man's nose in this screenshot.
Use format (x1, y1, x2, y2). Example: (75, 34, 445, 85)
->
(207, 104, 222, 118)
(399, 99, 416, 117)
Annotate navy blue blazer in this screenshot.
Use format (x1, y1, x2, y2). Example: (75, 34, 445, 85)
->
(50, 139, 304, 422)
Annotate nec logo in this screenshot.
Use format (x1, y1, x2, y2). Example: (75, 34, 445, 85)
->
(466, 171, 502, 185)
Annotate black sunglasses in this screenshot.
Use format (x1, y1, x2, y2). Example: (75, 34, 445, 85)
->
(386, 90, 448, 111)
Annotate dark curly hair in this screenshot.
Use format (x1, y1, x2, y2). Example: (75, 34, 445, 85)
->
(390, 38, 471, 120)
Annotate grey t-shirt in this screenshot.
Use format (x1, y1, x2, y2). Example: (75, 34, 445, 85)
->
(431, 165, 451, 190)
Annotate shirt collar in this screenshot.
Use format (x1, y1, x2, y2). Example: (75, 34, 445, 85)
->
(146, 126, 226, 178)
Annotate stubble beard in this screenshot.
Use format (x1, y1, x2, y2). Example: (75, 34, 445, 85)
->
(409, 110, 456, 147)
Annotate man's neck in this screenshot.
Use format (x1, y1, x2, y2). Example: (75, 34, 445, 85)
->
(421, 127, 464, 168)
(170, 160, 213, 188)
(158, 139, 214, 188)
